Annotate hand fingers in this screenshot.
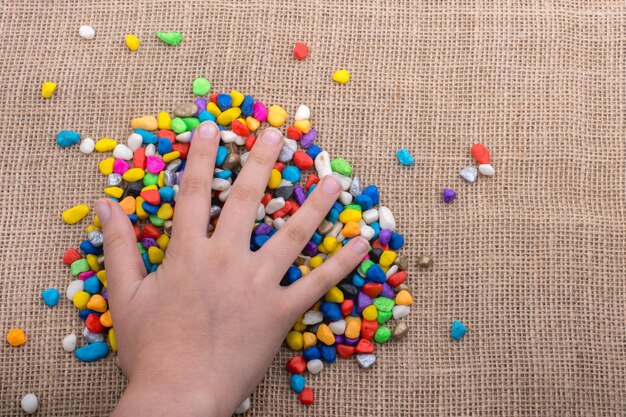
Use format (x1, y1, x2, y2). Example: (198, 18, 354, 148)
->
(170, 122, 220, 239)
(95, 198, 146, 305)
(284, 237, 370, 314)
(257, 175, 342, 272)
(213, 128, 283, 246)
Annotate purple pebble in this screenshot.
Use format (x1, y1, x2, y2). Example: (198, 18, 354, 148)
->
(299, 128, 317, 148)
(302, 241, 318, 257)
(378, 229, 392, 246)
(357, 291, 372, 313)
(194, 97, 207, 117)
(380, 282, 395, 298)
(334, 335, 345, 344)
(442, 188, 457, 203)
(101, 289, 108, 301)
(294, 186, 307, 206)
(253, 223, 272, 236)
(344, 337, 359, 346)
(141, 238, 157, 249)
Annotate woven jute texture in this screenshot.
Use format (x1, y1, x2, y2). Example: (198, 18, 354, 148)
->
(1, 0, 624, 415)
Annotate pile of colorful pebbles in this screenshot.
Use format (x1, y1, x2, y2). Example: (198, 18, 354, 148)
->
(56, 85, 411, 407)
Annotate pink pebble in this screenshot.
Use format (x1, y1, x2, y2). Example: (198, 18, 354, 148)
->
(253, 101, 268, 122)
(79, 271, 95, 281)
(146, 156, 166, 174)
(113, 159, 130, 175)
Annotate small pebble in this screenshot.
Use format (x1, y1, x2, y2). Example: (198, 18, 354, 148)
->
(393, 321, 409, 339)
(294, 104, 310, 121)
(62, 333, 77, 352)
(451, 320, 467, 340)
(234, 397, 251, 414)
(79, 25, 95, 40)
(417, 253, 433, 268)
(459, 166, 477, 183)
(479, 164, 495, 176)
(79, 138, 95, 154)
(21, 393, 38, 414)
(41, 81, 57, 99)
(471, 143, 490, 164)
(396, 148, 414, 166)
(293, 42, 309, 60)
(332, 69, 350, 84)
(41, 288, 60, 307)
(125, 34, 140, 51)
(6, 328, 26, 347)
(355, 353, 376, 369)
(62, 205, 89, 225)
(155, 31, 183, 46)
(306, 359, 324, 374)
(75, 341, 109, 362)
(192, 77, 211, 96)
(442, 188, 457, 204)
(56, 130, 80, 148)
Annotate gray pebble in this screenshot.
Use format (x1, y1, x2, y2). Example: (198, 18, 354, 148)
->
(275, 185, 295, 200)
(82, 327, 104, 343)
(317, 220, 333, 235)
(173, 102, 197, 118)
(222, 153, 240, 171)
(166, 159, 182, 173)
(107, 173, 123, 187)
(355, 354, 376, 369)
(209, 205, 222, 220)
(88, 230, 104, 247)
(164, 171, 177, 187)
(393, 321, 409, 339)
(394, 283, 410, 294)
(163, 220, 173, 236)
(460, 166, 478, 183)
(349, 175, 361, 197)
(417, 254, 433, 268)
(393, 255, 408, 271)
(278, 145, 295, 162)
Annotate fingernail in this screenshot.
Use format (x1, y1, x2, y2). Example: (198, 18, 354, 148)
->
(353, 237, 370, 253)
(195, 122, 218, 141)
(259, 128, 283, 145)
(94, 199, 111, 224)
(321, 176, 341, 194)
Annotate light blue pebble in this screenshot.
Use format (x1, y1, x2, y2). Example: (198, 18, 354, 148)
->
(41, 288, 60, 307)
(214, 170, 232, 179)
(290, 374, 306, 393)
(84, 276, 100, 295)
(135, 128, 157, 144)
(56, 130, 80, 148)
(396, 148, 415, 166)
(216, 146, 228, 166)
(75, 341, 109, 362)
(198, 110, 216, 123)
(451, 320, 467, 341)
(159, 186, 175, 202)
(282, 166, 301, 183)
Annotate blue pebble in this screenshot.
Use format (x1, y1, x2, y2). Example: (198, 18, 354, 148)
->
(75, 341, 109, 362)
(389, 232, 405, 250)
(282, 166, 301, 183)
(451, 320, 467, 341)
(290, 374, 306, 394)
(41, 288, 60, 307)
(216, 146, 228, 166)
(198, 110, 216, 123)
(142, 202, 159, 215)
(396, 148, 415, 166)
(362, 185, 379, 205)
(216, 94, 232, 111)
(148, 263, 158, 273)
(352, 273, 365, 288)
(127, 214, 138, 224)
(370, 221, 381, 240)
(78, 309, 101, 320)
(319, 302, 342, 321)
(214, 170, 232, 179)
(355, 194, 374, 210)
(159, 186, 175, 202)
(303, 346, 321, 361)
(141, 252, 152, 272)
(311, 231, 323, 245)
(332, 201, 344, 213)
(307, 183, 317, 196)
(327, 208, 339, 223)
(80, 240, 102, 255)
(268, 229, 278, 237)
(307, 145, 322, 160)
(253, 234, 270, 248)
(286, 265, 302, 283)
(351, 302, 359, 316)
(157, 138, 173, 155)
(135, 128, 157, 144)
(84, 276, 101, 295)
(366, 264, 386, 283)
(241, 95, 254, 116)
(319, 344, 337, 363)
(56, 130, 80, 148)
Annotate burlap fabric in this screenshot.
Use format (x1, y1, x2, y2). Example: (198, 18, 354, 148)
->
(1, 0, 624, 415)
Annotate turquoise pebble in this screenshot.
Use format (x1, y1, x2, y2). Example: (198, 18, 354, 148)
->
(396, 148, 414, 166)
(282, 166, 301, 183)
(41, 288, 60, 307)
(290, 374, 306, 393)
(84, 276, 100, 295)
(56, 130, 80, 148)
(216, 146, 228, 166)
(451, 320, 467, 340)
(75, 341, 109, 362)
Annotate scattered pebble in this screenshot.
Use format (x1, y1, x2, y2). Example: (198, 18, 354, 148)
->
(155, 31, 183, 46)
(417, 253, 433, 268)
(293, 42, 309, 60)
(125, 34, 140, 51)
(20, 393, 38, 414)
(442, 188, 457, 204)
(479, 163, 495, 176)
(61, 204, 89, 225)
(56, 130, 80, 148)
(451, 320, 467, 340)
(234, 397, 251, 414)
(78, 25, 95, 40)
(396, 148, 414, 166)
(75, 341, 109, 362)
(192, 77, 211, 96)
(6, 328, 26, 347)
(41, 288, 60, 307)
(79, 138, 95, 154)
(471, 143, 490, 164)
(62, 333, 77, 352)
(332, 69, 350, 84)
(459, 166, 477, 183)
(41, 81, 57, 99)
(355, 353, 376, 369)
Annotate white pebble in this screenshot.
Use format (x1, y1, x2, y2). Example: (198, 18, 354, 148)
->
(307, 359, 324, 374)
(385, 265, 398, 278)
(79, 138, 95, 154)
(145, 143, 156, 156)
(328, 319, 346, 335)
(172, 184, 180, 201)
(82, 327, 103, 343)
(127, 133, 143, 151)
(211, 178, 231, 191)
(220, 130, 238, 143)
(176, 131, 192, 143)
(332, 173, 352, 191)
(360, 225, 375, 241)
(273, 217, 286, 229)
(278, 179, 292, 188)
(392, 305, 411, 320)
(234, 397, 251, 414)
(21, 393, 38, 414)
(62, 333, 77, 352)
(339, 191, 353, 205)
(283, 138, 297, 151)
(314, 151, 332, 177)
(113, 144, 133, 160)
(479, 164, 495, 176)
(66, 280, 84, 301)
(355, 353, 376, 369)
(302, 310, 323, 325)
(336, 232, 346, 243)
(255, 204, 265, 221)
(294, 104, 311, 121)
(327, 222, 343, 239)
(239, 152, 250, 166)
(218, 188, 231, 202)
(235, 135, 246, 146)
(362, 209, 379, 224)
(265, 197, 285, 214)
(78, 25, 95, 40)
(378, 206, 396, 231)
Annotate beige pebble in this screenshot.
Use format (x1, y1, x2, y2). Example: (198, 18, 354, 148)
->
(393, 321, 409, 339)
(417, 253, 433, 268)
(173, 102, 197, 118)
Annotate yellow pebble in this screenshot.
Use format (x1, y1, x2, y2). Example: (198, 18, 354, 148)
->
(333, 69, 351, 84)
(207, 102, 221, 117)
(246, 116, 260, 132)
(157, 111, 172, 130)
(148, 246, 165, 264)
(135, 196, 148, 220)
(157, 203, 174, 220)
(73, 291, 90, 310)
(6, 328, 26, 347)
(125, 34, 140, 51)
(379, 250, 397, 267)
(317, 244, 327, 255)
(309, 256, 323, 269)
(293, 119, 311, 134)
(99, 158, 114, 175)
(329, 242, 342, 255)
(163, 151, 180, 163)
(157, 171, 165, 188)
(62, 204, 89, 225)
(217, 107, 241, 126)
(97, 270, 107, 288)
(362, 305, 378, 321)
(293, 315, 306, 332)
(322, 236, 338, 253)
(41, 81, 57, 99)
(267, 105, 288, 127)
(298, 265, 310, 276)
(338, 208, 362, 223)
(94, 138, 117, 152)
(86, 225, 99, 234)
(93, 215, 101, 228)
(267, 169, 281, 189)
(108, 327, 118, 352)
(104, 186, 124, 199)
(122, 168, 145, 182)
(324, 286, 344, 303)
(345, 316, 361, 339)
(86, 254, 101, 272)
(312, 300, 322, 311)
(230, 90, 244, 107)
(316, 324, 335, 346)
(156, 234, 170, 251)
(130, 115, 158, 131)
(286, 331, 304, 351)
(395, 290, 413, 306)
(303, 332, 317, 349)
(100, 310, 113, 327)
(87, 294, 108, 313)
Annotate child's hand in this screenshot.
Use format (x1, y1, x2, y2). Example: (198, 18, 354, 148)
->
(96, 122, 370, 417)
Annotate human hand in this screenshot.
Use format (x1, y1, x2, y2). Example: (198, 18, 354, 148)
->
(97, 122, 370, 417)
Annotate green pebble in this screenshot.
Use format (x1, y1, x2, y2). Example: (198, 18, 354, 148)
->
(143, 173, 159, 186)
(330, 158, 352, 176)
(373, 296, 395, 312)
(155, 31, 183, 46)
(359, 259, 374, 275)
(70, 259, 90, 276)
(377, 310, 393, 324)
(345, 204, 362, 212)
(137, 243, 146, 255)
(374, 326, 392, 343)
(183, 117, 200, 131)
(171, 117, 187, 134)
(149, 215, 165, 227)
(192, 78, 211, 96)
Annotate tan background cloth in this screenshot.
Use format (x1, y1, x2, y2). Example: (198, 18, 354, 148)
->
(1, 0, 624, 415)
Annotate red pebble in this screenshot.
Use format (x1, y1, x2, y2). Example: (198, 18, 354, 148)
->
(287, 126, 303, 140)
(471, 143, 490, 164)
(362, 283, 382, 298)
(209, 93, 219, 104)
(86, 314, 104, 333)
(340, 299, 354, 316)
(133, 225, 141, 242)
(133, 147, 146, 170)
(336, 344, 356, 359)
(63, 248, 82, 265)
(273, 162, 284, 172)
(142, 224, 162, 239)
(355, 339, 375, 354)
(293, 42, 309, 60)
(371, 239, 389, 251)
(387, 271, 407, 287)
(244, 135, 257, 150)
(140, 189, 160, 205)
(261, 193, 272, 206)
(172, 143, 189, 159)
(231, 119, 250, 137)
(286, 356, 307, 374)
(272, 202, 292, 219)
(304, 174, 320, 191)
(293, 151, 313, 170)
(158, 130, 175, 143)
(361, 320, 379, 340)
(299, 387, 314, 405)
(288, 201, 299, 215)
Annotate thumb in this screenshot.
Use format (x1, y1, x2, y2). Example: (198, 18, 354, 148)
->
(95, 198, 146, 303)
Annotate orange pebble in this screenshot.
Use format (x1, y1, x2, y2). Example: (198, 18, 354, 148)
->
(316, 324, 335, 346)
(119, 196, 136, 214)
(395, 289, 413, 306)
(86, 294, 108, 313)
(99, 310, 113, 327)
(6, 328, 26, 347)
(341, 221, 361, 238)
(344, 316, 361, 339)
